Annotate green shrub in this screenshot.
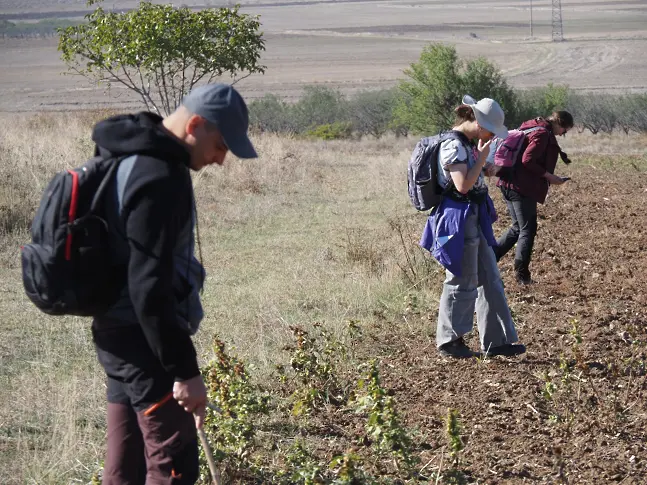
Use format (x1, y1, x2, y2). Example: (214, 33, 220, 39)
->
(460, 56, 517, 122)
(347, 88, 400, 138)
(306, 122, 353, 140)
(394, 43, 517, 135)
(512, 83, 571, 127)
(249, 94, 298, 134)
(248, 45, 647, 137)
(354, 360, 417, 472)
(201, 337, 270, 481)
(274, 440, 324, 485)
(567, 92, 647, 134)
(293, 86, 350, 133)
(280, 323, 358, 416)
(393, 44, 463, 135)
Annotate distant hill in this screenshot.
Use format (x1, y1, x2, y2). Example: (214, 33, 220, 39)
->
(0, 18, 82, 38)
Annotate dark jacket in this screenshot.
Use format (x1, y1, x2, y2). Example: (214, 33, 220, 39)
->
(497, 118, 561, 204)
(91, 111, 204, 382)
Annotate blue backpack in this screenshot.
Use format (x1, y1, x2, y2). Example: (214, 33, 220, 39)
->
(407, 131, 465, 211)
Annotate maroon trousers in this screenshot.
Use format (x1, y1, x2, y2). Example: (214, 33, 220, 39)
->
(103, 396, 198, 485)
(93, 322, 199, 485)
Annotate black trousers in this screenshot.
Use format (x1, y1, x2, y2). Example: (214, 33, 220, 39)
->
(494, 186, 538, 280)
(93, 321, 199, 485)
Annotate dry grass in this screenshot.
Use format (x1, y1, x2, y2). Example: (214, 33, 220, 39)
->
(0, 110, 646, 483)
(0, 111, 434, 483)
(560, 130, 647, 156)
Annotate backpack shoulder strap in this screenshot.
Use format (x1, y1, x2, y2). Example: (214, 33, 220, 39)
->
(115, 155, 138, 212)
(441, 130, 469, 143)
(89, 155, 126, 214)
(521, 126, 546, 135)
(444, 129, 472, 144)
(440, 130, 473, 160)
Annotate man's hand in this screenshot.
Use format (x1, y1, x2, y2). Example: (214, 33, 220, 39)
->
(173, 375, 207, 428)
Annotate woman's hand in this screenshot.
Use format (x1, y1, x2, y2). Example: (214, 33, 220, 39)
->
(484, 164, 498, 177)
(477, 138, 492, 164)
(544, 172, 568, 186)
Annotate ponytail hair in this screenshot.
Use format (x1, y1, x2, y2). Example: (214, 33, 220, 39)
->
(454, 104, 476, 125)
(548, 110, 574, 130)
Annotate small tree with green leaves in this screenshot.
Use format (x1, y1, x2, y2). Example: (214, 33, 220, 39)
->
(461, 56, 518, 122)
(394, 43, 517, 135)
(58, 0, 265, 115)
(394, 43, 463, 135)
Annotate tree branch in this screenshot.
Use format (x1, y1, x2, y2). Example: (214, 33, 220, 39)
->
(159, 64, 169, 115)
(190, 68, 212, 89)
(206, 70, 219, 85)
(188, 63, 199, 91)
(102, 65, 138, 92)
(134, 65, 155, 112)
(120, 65, 152, 111)
(179, 55, 187, 111)
(152, 67, 168, 115)
(167, 64, 176, 112)
(231, 71, 252, 86)
(136, 63, 149, 98)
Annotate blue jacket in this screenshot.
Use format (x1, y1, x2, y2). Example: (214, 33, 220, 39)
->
(419, 196, 498, 277)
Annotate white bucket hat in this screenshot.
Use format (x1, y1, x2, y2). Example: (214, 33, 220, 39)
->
(462, 94, 509, 139)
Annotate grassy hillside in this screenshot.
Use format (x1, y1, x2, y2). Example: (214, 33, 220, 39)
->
(1, 111, 646, 483)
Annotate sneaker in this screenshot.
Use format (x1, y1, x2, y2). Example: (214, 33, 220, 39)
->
(484, 343, 527, 357)
(439, 338, 478, 359)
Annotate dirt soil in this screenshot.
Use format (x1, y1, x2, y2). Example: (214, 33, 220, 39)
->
(235, 160, 647, 485)
(353, 163, 647, 483)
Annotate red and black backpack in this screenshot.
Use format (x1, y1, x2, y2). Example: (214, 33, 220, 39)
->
(21, 155, 126, 316)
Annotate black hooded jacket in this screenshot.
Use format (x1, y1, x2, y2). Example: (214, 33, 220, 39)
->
(91, 112, 203, 381)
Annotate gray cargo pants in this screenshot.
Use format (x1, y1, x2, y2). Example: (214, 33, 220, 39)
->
(437, 205, 519, 351)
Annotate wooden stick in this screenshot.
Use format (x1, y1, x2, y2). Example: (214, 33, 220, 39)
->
(198, 426, 222, 485)
(207, 402, 223, 414)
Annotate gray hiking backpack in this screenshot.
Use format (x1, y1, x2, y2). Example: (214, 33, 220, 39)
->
(407, 131, 466, 211)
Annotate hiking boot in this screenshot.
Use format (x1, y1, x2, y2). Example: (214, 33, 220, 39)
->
(515, 273, 533, 285)
(439, 338, 478, 359)
(484, 343, 527, 358)
(514, 261, 532, 285)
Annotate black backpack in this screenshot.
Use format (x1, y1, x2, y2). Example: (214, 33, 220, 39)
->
(21, 155, 126, 317)
(407, 130, 466, 211)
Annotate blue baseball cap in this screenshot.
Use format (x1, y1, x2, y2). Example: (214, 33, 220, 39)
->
(181, 83, 257, 159)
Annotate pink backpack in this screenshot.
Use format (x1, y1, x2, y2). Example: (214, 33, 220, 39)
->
(493, 126, 544, 168)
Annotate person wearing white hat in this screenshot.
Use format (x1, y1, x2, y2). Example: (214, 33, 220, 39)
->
(420, 95, 526, 359)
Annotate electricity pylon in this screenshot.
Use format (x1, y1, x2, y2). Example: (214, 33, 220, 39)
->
(552, 0, 564, 41)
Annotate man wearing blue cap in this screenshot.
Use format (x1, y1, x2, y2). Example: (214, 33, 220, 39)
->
(89, 83, 256, 484)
